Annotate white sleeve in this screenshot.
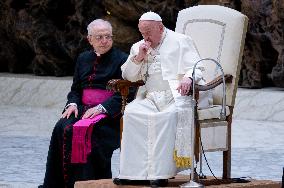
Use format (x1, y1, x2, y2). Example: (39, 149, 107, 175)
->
(121, 46, 144, 82)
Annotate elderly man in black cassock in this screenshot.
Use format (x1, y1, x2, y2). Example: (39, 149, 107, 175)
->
(39, 19, 129, 188)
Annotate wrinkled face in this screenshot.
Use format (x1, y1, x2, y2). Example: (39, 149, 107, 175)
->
(138, 21, 164, 48)
(87, 25, 113, 55)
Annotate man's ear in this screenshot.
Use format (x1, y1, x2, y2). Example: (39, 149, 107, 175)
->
(159, 23, 164, 32)
(87, 36, 92, 44)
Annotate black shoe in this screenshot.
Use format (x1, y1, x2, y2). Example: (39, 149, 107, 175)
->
(113, 178, 150, 185)
(113, 178, 132, 185)
(38, 185, 43, 188)
(150, 179, 168, 187)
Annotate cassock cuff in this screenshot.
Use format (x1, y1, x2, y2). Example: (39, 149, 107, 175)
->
(65, 103, 77, 110)
(96, 104, 107, 113)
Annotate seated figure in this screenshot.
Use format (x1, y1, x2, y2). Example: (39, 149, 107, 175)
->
(114, 12, 212, 187)
(40, 19, 129, 188)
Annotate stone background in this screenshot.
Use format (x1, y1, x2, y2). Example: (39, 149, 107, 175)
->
(0, 0, 284, 88)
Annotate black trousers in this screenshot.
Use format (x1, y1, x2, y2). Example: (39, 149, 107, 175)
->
(42, 114, 120, 188)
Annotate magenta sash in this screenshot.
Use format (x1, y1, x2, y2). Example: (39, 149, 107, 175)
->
(71, 89, 114, 164)
(82, 88, 114, 106)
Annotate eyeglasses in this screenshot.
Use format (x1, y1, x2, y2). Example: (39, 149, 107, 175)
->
(90, 34, 113, 41)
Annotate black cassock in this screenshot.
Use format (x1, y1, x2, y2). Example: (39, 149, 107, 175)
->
(42, 48, 129, 188)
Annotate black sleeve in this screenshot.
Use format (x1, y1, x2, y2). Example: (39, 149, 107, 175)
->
(65, 54, 83, 107)
(101, 91, 123, 117)
(101, 50, 129, 117)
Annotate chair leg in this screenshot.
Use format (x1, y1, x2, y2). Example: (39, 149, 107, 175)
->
(223, 150, 231, 179)
(223, 111, 233, 179)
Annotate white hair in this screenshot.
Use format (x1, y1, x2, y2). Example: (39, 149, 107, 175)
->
(87, 19, 112, 36)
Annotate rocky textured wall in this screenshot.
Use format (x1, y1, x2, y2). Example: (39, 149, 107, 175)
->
(0, 0, 283, 88)
(240, 0, 284, 88)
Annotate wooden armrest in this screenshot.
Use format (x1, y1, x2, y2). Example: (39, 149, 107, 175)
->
(195, 74, 233, 91)
(108, 75, 232, 113)
(108, 79, 144, 96)
(107, 79, 145, 113)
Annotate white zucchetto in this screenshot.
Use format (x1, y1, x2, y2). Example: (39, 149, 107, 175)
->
(139, 11, 162, 22)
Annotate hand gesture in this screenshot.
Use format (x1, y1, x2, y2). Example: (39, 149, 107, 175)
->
(135, 41, 152, 62)
(61, 105, 78, 119)
(82, 107, 101, 119)
(176, 77, 193, 96)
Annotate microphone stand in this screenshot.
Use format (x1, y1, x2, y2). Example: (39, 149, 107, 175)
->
(180, 58, 226, 188)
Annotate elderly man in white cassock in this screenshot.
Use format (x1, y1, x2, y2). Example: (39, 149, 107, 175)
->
(113, 11, 211, 187)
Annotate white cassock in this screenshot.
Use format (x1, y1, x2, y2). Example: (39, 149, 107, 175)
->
(118, 28, 212, 180)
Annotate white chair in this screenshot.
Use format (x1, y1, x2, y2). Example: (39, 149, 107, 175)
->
(175, 5, 248, 179)
(108, 4, 248, 183)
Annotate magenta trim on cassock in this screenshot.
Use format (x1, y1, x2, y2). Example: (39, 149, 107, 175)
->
(71, 89, 114, 164)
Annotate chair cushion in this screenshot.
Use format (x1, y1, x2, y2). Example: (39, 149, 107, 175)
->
(197, 90, 214, 110)
(198, 105, 230, 120)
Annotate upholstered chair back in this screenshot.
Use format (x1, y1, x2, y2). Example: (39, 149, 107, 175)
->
(175, 5, 248, 107)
